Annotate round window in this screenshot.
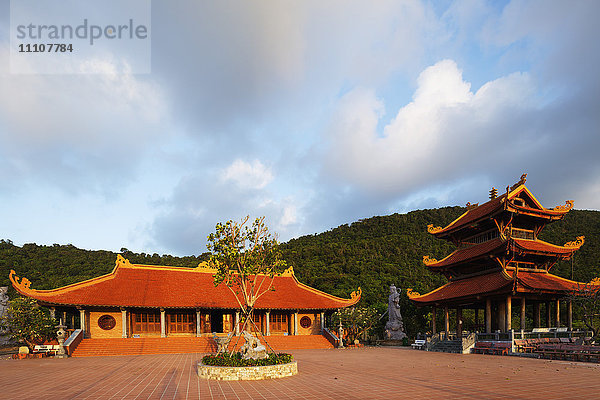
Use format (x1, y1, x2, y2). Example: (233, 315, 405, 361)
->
(98, 315, 116, 330)
(300, 316, 312, 328)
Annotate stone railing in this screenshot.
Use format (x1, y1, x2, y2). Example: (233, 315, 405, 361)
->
(63, 329, 83, 356)
(323, 328, 339, 347)
(461, 332, 477, 354)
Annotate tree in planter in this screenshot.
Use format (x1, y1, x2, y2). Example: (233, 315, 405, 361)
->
(568, 279, 600, 340)
(0, 297, 56, 350)
(329, 306, 379, 345)
(207, 216, 287, 353)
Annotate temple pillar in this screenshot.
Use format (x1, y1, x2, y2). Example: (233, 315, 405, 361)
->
(62, 311, 68, 328)
(498, 301, 506, 333)
(196, 309, 201, 337)
(520, 298, 526, 331)
(235, 311, 240, 335)
(79, 308, 86, 335)
(49, 307, 56, 320)
(485, 298, 492, 333)
(444, 306, 449, 338)
(533, 302, 541, 328)
(545, 301, 551, 328)
(506, 296, 512, 332)
(266, 310, 271, 336)
(555, 299, 560, 328)
(320, 312, 325, 334)
(121, 308, 127, 338)
(294, 311, 299, 335)
(431, 307, 437, 335)
(160, 309, 166, 338)
(568, 300, 573, 331)
(456, 307, 462, 338)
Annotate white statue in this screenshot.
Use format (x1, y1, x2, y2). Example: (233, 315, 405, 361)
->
(385, 285, 407, 341)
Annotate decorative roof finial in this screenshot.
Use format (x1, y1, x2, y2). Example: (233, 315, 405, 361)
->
(489, 187, 498, 200)
(510, 173, 528, 191)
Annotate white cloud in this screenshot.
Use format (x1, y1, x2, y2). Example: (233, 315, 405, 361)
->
(220, 159, 274, 190)
(323, 59, 536, 194)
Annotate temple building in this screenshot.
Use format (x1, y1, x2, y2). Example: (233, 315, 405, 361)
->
(9, 255, 360, 341)
(408, 174, 594, 336)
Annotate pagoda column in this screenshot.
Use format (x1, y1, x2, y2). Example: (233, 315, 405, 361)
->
(160, 309, 166, 338)
(121, 308, 127, 338)
(520, 298, 526, 331)
(444, 306, 449, 338)
(498, 301, 506, 333)
(555, 300, 560, 328)
(533, 302, 541, 328)
(235, 311, 240, 335)
(320, 312, 325, 334)
(456, 307, 462, 338)
(196, 309, 201, 337)
(545, 302, 551, 328)
(568, 300, 573, 331)
(506, 296, 512, 332)
(266, 310, 271, 336)
(485, 299, 492, 333)
(431, 307, 437, 335)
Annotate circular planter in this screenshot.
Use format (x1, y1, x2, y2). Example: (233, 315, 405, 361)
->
(197, 361, 298, 381)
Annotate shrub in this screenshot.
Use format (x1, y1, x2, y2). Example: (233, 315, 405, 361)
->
(202, 352, 293, 367)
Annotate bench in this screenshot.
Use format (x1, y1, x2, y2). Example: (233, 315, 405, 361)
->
(33, 345, 61, 356)
(473, 341, 510, 355)
(536, 344, 600, 362)
(514, 339, 535, 353)
(411, 339, 426, 350)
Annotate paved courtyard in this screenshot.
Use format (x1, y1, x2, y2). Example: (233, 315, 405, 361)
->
(1, 347, 599, 399)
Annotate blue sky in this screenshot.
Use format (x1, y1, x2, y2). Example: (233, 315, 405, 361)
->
(1, 0, 599, 256)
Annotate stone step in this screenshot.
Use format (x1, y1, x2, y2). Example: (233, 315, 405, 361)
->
(72, 334, 333, 357)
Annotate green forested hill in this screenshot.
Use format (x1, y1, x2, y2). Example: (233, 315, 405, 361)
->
(2, 207, 600, 335)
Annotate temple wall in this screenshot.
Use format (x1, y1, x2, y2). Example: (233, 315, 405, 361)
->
(297, 313, 321, 335)
(88, 310, 123, 339)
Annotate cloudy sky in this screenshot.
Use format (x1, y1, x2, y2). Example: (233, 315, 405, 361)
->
(1, 0, 599, 256)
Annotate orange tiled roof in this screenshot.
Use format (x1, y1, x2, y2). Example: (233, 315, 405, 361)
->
(408, 270, 513, 304)
(409, 269, 597, 305)
(424, 238, 506, 269)
(9, 256, 360, 310)
(431, 185, 571, 237)
(425, 237, 581, 270)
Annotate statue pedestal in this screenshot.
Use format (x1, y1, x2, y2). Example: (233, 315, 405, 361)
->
(377, 340, 405, 346)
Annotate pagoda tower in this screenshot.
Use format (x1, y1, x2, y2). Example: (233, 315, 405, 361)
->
(408, 174, 591, 335)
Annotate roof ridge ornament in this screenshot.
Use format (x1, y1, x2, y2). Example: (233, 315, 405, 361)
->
(350, 287, 362, 301)
(564, 236, 585, 248)
(405, 288, 421, 299)
(281, 265, 294, 277)
(9, 270, 33, 293)
(510, 173, 527, 192)
(115, 254, 133, 268)
(427, 224, 443, 234)
(423, 255, 438, 266)
(553, 200, 574, 212)
(466, 202, 479, 210)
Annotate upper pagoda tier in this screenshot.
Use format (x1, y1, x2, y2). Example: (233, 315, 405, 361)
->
(9, 255, 361, 310)
(427, 174, 574, 245)
(422, 175, 583, 278)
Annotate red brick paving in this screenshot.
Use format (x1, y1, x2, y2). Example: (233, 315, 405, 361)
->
(1, 347, 599, 399)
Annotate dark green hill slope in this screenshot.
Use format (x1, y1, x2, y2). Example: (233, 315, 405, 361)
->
(2, 208, 599, 335)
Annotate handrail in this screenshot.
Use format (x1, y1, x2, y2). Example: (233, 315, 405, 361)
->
(323, 328, 339, 348)
(63, 329, 83, 356)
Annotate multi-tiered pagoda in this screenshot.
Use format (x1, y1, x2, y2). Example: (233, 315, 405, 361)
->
(408, 174, 591, 335)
